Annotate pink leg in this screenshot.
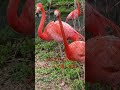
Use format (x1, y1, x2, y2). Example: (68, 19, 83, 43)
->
(58, 43, 65, 86)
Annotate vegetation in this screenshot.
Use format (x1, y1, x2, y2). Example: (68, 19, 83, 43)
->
(0, 0, 84, 89)
(35, 0, 85, 90)
(0, 0, 34, 89)
(1, 0, 120, 90)
(35, 0, 84, 15)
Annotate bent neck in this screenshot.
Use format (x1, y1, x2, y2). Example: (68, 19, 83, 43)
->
(7, 0, 20, 25)
(38, 5, 47, 39)
(58, 16, 69, 51)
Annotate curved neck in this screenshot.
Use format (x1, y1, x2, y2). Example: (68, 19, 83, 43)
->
(7, 0, 20, 25)
(38, 6, 47, 39)
(57, 16, 69, 51)
(76, 0, 80, 15)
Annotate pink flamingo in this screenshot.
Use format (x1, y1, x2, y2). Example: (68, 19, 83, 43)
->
(7, 0, 34, 35)
(36, 3, 85, 42)
(54, 9, 85, 86)
(54, 9, 85, 63)
(7, 0, 34, 57)
(66, 0, 81, 23)
(86, 36, 120, 90)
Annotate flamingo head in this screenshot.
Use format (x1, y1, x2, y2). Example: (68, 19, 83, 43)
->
(35, 3, 42, 17)
(54, 9, 60, 21)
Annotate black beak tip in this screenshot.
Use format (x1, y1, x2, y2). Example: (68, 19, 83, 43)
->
(36, 13, 39, 18)
(54, 15, 57, 22)
(54, 19, 56, 22)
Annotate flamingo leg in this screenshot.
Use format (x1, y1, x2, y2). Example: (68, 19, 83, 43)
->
(72, 19, 74, 28)
(61, 60, 65, 86)
(48, 3, 51, 21)
(58, 43, 66, 86)
(77, 68, 81, 80)
(76, 62, 82, 80)
(58, 43, 63, 59)
(76, 62, 85, 90)
(81, 63, 85, 90)
(77, 18, 81, 32)
(73, 19, 76, 29)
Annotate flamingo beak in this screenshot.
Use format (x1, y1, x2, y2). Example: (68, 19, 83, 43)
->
(54, 15, 57, 22)
(35, 12, 39, 18)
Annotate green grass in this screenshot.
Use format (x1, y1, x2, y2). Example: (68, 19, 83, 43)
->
(35, 56, 83, 89)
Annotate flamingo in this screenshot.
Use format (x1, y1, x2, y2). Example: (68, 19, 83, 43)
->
(86, 36, 120, 90)
(7, 0, 34, 35)
(35, 3, 85, 42)
(86, 1, 120, 38)
(54, 9, 85, 65)
(66, 0, 81, 23)
(7, 0, 34, 57)
(54, 9, 85, 86)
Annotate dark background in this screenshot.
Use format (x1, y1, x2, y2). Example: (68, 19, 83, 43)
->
(0, 0, 35, 89)
(85, 0, 120, 89)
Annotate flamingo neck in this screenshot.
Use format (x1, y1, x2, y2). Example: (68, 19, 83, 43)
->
(7, 0, 20, 25)
(38, 6, 48, 40)
(76, 0, 80, 15)
(57, 16, 69, 51)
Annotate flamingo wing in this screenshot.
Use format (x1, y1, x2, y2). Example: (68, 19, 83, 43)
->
(45, 21, 63, 42)
(55, 21, 80, 38)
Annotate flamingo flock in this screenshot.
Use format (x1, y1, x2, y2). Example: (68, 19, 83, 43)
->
(35, 2, 85, 86)
(35, 2, 85, 62)
(35, 3, 85, 63)
(35, 3, 85, 42)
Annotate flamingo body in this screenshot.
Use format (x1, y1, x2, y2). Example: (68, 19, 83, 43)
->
(44, 21, 84, 42)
